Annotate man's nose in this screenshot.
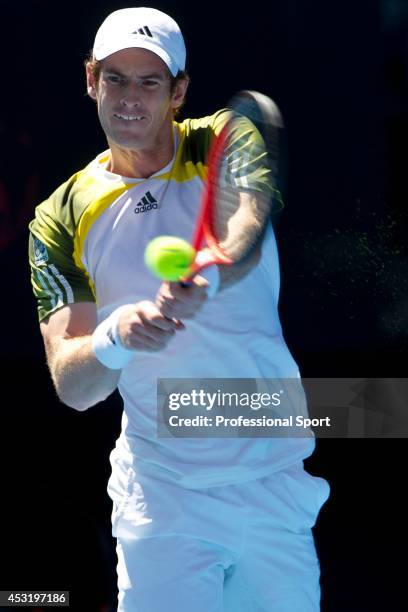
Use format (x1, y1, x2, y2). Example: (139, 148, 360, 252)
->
(120, 82, 143, 106)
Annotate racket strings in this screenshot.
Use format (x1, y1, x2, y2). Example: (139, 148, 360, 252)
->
(200, 91, 284, 266)
(208, 117, 275, 262)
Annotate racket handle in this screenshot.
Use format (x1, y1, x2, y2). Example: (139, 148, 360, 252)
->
(179, 265, 219, 297)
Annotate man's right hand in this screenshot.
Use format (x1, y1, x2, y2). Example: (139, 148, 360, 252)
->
(117, 300, 184, 352)
(39, 300, 183, 411)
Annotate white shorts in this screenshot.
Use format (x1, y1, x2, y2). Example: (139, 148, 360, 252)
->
(107, 460, 330, 612)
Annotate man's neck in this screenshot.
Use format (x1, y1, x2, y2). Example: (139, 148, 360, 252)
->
(107, 130, 175, 179)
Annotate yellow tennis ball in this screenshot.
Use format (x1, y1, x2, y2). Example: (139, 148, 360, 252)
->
(144, 236, 196, 281)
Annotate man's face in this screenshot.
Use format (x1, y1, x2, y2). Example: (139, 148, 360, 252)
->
(86, 47, 187, 152)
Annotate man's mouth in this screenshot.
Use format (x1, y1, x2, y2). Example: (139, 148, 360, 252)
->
(114, 113, 145, 121)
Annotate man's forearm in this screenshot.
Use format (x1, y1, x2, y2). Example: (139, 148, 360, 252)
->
(218, 246, 261, 291)
(48, 335, 121, 411)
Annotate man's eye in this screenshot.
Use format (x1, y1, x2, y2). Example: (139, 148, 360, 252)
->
(107, 75, 122, 84)
(143, 80, 159, 88)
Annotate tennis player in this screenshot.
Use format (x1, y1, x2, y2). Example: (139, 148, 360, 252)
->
(28, 7, 330, 611)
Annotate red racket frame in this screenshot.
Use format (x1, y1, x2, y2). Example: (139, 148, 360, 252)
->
(183, 121, 235, 279)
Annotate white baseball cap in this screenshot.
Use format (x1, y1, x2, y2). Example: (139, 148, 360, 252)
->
(92, 7, 186, 77)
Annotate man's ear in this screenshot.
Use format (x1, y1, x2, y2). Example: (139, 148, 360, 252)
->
(86, 63, 98, 100)
(171, 76, 189, 112)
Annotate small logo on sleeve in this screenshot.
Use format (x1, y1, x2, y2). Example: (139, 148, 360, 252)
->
(33, 238, 49, 265)
(107, 327, 116, 346)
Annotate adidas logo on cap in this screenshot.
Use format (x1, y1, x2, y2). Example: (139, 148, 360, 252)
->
(131, 26, 153, 38)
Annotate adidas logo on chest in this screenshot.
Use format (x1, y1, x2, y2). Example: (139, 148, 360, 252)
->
(134, 191, 159, 214)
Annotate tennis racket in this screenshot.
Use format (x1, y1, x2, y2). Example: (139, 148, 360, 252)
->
(182, 89, 285, 280)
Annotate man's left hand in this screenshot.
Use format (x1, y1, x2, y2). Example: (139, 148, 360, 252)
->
(156, 275, 210, 320)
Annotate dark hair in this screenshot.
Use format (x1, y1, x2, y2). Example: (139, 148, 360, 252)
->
(85, 53, 189, 114)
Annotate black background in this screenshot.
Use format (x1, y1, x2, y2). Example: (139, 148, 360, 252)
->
(1, 0, 408, 610)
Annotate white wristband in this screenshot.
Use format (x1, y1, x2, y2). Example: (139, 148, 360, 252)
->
(199, 264, 220, 299)
(92, 305, 135, 370)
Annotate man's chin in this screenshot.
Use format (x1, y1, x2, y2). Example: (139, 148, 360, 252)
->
(109, 135, 147, 152)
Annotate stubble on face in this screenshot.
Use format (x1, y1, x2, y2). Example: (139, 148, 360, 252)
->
(87, 48, 184, 176)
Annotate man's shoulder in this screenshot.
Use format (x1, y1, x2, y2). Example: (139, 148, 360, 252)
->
(31, 152, 123, 235)
(174, 110, 230, 167)
(176, 109, 230, 137)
